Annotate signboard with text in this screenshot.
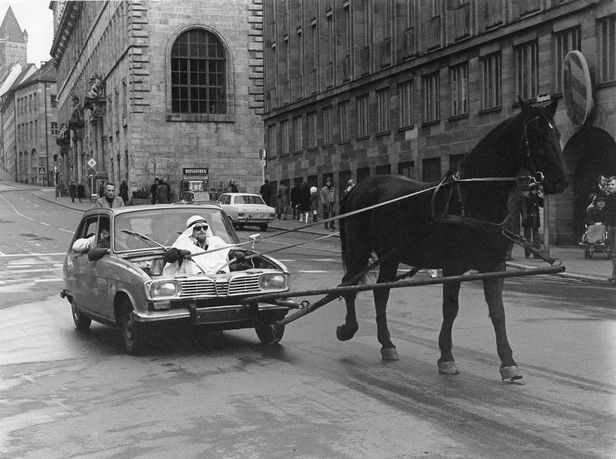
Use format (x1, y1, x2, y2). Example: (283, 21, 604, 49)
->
(183, 167, 209, 177)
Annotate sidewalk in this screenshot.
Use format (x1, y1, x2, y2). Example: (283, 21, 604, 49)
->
(24, 183, 612, 286)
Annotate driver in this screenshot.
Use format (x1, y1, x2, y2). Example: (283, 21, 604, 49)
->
(163, 215, 236, 276)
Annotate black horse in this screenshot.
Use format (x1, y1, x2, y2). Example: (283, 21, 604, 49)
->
(338, 98, 568, 381)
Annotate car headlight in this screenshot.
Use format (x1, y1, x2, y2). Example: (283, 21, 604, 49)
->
(259, 273, 287, 290)
(147, 280, 180, 298)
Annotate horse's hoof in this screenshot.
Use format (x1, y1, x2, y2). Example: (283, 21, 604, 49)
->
(381, 347, 399, 361)
(336, 324, 358, 341)
(500, 365, 523, 381)
(438, 360, 459, 375)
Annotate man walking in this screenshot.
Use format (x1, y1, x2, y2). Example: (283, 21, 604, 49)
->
(92, 182, 125, 209)
(320, 177, 336, 230)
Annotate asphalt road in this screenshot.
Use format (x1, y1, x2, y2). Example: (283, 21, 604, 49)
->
(0, 188, 615, 457)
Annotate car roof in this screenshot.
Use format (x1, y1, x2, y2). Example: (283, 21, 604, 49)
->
(220, 193, 262, 197)
(82, 203, 223, 216)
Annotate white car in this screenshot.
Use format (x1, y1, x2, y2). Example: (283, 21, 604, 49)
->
(217, 193, 276, 231)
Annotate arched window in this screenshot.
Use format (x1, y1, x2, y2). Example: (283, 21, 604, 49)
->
(171, 29, 226, 114)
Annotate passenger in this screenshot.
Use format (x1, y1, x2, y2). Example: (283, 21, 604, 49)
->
(72, 227, 111, 259)
(585, 196, 607, 226)
(163, 215, 240, 276)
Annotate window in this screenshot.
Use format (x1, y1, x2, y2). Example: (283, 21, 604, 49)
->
(376, 164, 391, 175)
(480, 52, 501, 109)
(339, 100, 350, 141)
(450, 62, 468, 116)
(307, 111, 317, 148)
(422, 72, 440, 123)
(357, 167, 370, 182)
(554, 27, 580, 92)
(50, 122, 58, 135)
(50, 95, 57, 108)
(322, 107, 333, 145)
(422, 157, 441, 182)
(376, 88, 390, 132)
(398, 80, 414, 128)
(356, 95, 369, 137)
(293, 115, 303, 152)
(267, 124, 277, 158)
(514, 41, 538, 100)
(171, 29, 226, 114)
(398, 160, 415, 179)
(598, 15, 616, 84)
(280, 120, 289, 156)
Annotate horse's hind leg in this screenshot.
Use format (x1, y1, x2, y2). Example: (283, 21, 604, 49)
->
(438, 278, 461, 375)
(483, 276, 522, 381)
(374, 261, 399, 360)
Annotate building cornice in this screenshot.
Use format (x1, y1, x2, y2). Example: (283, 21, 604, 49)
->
(49, 1, 82, 61)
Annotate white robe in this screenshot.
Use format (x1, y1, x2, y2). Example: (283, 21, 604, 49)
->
(163, 229, 231, 277)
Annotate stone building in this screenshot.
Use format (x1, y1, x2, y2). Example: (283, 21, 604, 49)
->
(263, 0, 616, 244)
(49, 0, 265, 202)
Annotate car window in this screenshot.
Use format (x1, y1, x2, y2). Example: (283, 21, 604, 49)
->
(234, 195, 245, 205)
(113, 208, 239, 252)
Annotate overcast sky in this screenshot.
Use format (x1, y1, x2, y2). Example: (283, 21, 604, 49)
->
(0, 1, 53, 66)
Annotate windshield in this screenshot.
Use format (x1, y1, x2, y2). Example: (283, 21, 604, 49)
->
(113, 208, 238, 252)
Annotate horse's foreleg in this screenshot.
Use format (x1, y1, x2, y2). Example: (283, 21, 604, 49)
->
(438, 278, 461, 375)
(483, 276, 522, 381)
(337, 290, 359, 341)
(374, 263, 398, 360)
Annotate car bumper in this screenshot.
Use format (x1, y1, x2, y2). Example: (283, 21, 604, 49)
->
(133, 302, 288, 324)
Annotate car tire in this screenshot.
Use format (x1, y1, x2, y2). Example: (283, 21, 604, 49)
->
(255, 322, 284, 344)
(259, 223, 268, 231)
(118, 299, 147, 355)
(71, 302, 91, 331)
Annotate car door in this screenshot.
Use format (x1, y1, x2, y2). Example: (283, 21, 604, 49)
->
(89, 215, 113, 318)
(68, 215, 99, 314)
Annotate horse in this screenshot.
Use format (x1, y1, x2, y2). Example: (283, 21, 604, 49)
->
(337, 97, 568, 381)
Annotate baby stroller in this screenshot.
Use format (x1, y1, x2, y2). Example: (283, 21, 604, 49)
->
(579, 223, 612, 259)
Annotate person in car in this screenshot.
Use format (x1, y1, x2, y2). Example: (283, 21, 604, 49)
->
(72, 227, 111, 259)
(163, 215, 238, 276)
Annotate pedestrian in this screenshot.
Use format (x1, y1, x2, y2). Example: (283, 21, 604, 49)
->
(77, 182, 85, 203)
(299, 182, 310, 223)
(505, 181, 524, 260)
(155, 179, 170, 204)
(521, 182, 544, 258)
(309, 186, 319, 223)
(92, 182, 125, 209)
(227, 180, 238, 192)
(59, 180, 66, 197)
(342, 179, 356, 200)
(276, 182, 289, 220)
(320, 177, 336, 230)
(259, 179, 273, 206)
(119, 180, 129, 205)
(150, 178, 159, 204)
(69, 181, 77, 203)
(55, 182, 60, 200)
(291, 181, 301, 220)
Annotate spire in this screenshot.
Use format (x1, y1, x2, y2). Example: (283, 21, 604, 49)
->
(0, 6, 26, 43)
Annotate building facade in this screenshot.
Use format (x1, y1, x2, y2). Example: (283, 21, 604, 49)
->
(263, 0, 616, 244)
(49, 0, 265, 201)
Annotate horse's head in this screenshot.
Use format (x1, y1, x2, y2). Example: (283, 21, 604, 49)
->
(518, 97, 568, 194)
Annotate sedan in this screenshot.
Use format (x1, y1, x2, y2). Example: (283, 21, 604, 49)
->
(61, 204, 291, 354)
(217, 193, 276, 231)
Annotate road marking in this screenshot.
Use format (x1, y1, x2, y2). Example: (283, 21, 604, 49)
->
(35, 278, 63, 283)
(59, 228, 73, 233)
(5, 268, 51, 273)
(312, 258, 337, 262)
(40, 222, 50, 226)
(297, 270, 329, 274)
(0, 252, 66, 258)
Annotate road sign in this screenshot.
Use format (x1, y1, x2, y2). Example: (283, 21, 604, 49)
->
(563, 50, 594, 127)
(87, 158, 97, 168)
(86, 168, 96, 178)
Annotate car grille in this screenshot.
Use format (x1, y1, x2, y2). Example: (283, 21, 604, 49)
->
(178, 274, 262, 298)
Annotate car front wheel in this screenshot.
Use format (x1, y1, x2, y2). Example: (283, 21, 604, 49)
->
(255, 322, 284, 344)
(71, 302, 91, 331)
(118, 299, 147, 355)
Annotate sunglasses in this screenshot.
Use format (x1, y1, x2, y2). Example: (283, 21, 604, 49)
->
(192, 225, 208, 231)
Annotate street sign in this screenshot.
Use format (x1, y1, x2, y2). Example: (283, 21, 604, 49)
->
(86, 168, 96, 178)
(563, 50, 594, 127)
(87, 158, 97, 168)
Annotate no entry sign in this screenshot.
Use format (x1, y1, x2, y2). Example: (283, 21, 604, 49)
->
(563, 50, 594, 127)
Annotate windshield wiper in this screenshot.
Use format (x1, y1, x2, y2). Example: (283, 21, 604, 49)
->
(121, 229, 167, 249)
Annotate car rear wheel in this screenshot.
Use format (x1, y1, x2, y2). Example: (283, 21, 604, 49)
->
(118, 299, 147, 355)
(71, 302, 91, 331)
(255, 322, 284, 344)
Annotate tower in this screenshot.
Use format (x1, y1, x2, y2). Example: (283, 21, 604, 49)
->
(0, 6, 27, 74)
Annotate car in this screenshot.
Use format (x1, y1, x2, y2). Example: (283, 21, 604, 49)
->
(61, 204, 291, 354)
(176, 190, 218, 204)
(217, 193, 276, 231)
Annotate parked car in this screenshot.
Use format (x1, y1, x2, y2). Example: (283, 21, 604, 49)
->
(176, 190, 214, 204)
(61, 204, 291, 354)
(217, 193, 276, 231)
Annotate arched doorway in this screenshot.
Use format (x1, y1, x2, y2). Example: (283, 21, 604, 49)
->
(564, 127, 616, 238)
